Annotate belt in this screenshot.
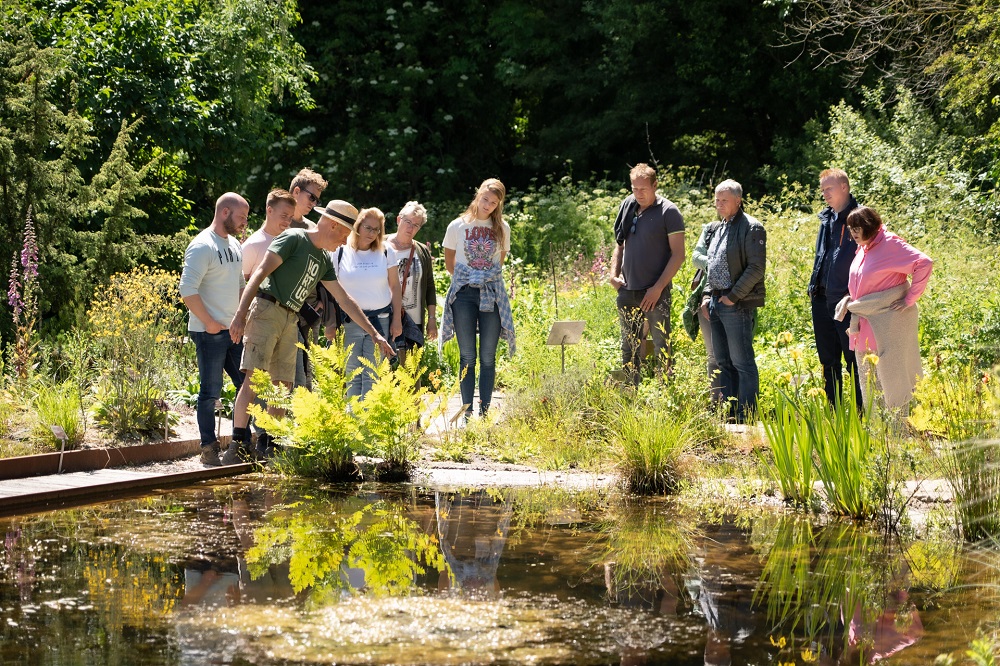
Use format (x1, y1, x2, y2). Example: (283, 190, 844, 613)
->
(256, 290, 296, 313)
(710, 288, 731, 297)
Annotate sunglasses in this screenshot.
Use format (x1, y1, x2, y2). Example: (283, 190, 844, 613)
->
(301, 188, 319, 205)
(630, 213, 638, 234)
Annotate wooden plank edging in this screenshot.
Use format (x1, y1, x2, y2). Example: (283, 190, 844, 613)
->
(0, 436, 232, 481)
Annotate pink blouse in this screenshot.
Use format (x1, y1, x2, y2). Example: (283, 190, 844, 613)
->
(847, 227, 933, 352)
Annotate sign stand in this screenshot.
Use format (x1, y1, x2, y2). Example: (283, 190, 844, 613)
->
(546, 321, 586, 373)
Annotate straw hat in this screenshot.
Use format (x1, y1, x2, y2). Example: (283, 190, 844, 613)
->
(314, 200, 358, 230)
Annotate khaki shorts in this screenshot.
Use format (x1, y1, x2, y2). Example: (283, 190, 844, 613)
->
(240, 298, 299, 384)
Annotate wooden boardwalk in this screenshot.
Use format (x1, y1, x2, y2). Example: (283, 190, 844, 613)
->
(0, 461, 252, 518)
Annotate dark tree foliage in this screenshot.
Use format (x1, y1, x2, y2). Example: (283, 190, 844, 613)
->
(255, 0, 514, 212)
(490, 0, 857, 191)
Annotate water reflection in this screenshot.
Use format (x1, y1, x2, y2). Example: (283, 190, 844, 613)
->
(0, 481, 998, 664)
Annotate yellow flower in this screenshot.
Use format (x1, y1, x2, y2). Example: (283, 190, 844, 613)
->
(807, 387, 825, 398)
(790, 349, 803, 361)
(769, 635, 787, 649)
(778, 331, 794, 345)
(863, 353, 880, 367)
(780, 372, 793, 385)
(801, 647, 819, 662)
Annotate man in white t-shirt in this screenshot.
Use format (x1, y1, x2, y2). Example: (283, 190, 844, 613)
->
(242, 189, 296, 280)
(179, 193, 249, 466)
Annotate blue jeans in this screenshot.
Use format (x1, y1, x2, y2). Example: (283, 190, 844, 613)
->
(451, 286, 501, 414)
(191, 330, 244, 446)
(708, 296, 758, 422)
(344, 311, 390, 400)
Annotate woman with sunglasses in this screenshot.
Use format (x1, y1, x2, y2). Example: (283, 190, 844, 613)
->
(333, 208, 403, 399)
(440, 178, 516, 418)
(841, 205, 932, 410)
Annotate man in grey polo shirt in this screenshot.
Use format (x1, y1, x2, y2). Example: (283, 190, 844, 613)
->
(179, 192, 249, 466)
(610, 163, 686, 386)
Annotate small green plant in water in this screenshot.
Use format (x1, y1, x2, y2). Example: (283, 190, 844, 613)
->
(251, 342, 363, 481)
(760, 389, 822, 506)
(598, 388, 698, 494)
(356, 347, 431, 478)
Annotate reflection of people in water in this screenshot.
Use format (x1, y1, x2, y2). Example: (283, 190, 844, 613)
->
(178, 487, 294, 608)
(434, 490, 513, 599)
(690, 523, 759, 666)
(816, 584, 923, 665)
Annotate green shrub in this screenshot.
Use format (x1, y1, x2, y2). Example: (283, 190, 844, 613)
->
(87, 267, 184, 439)
(254, 340, 436, 481)
(251, 343, 362, 481)
(356, 348, 431, 477)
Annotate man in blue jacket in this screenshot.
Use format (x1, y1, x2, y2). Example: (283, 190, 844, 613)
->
(809, 168, 862, 410)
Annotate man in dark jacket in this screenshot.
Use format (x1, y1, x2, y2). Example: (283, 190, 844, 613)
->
(705, 179, 766, 423)
(809, 168, 862, 409)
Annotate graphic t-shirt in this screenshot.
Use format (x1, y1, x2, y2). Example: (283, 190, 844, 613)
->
(386, 240, 424, 323)
(332, 246, 392, 311)
(259, 228, 336, 311)
(179, 228, 245, 332)
(442, 217, 511, 270)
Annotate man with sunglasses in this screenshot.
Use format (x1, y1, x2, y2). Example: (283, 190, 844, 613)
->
(610, 163, 686, 386)
(287, 168, 329, 389)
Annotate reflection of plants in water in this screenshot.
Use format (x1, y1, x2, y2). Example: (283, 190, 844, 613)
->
(82, 543, 184, 631)
(246, 497, 448, 604)
(595, 501, 696, 607)
(752, 515, 902, 658)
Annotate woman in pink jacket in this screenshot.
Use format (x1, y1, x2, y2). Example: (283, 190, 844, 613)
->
(844, 206, 933, 409)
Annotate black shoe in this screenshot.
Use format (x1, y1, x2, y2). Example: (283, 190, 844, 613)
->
(221, 441, 246, 465)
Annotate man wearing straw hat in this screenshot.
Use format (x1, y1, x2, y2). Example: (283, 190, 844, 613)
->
(224, 200, 395, 464)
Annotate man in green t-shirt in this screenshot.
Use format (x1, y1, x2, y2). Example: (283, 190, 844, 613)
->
(225, 200, 395, 463)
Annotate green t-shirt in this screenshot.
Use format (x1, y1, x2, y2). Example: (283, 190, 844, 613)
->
(259, 228, 336, 311)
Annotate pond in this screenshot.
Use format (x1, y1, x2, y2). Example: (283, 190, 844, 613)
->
(0, 478, 996, 665)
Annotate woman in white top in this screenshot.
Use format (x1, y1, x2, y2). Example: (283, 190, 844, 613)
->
(333, 208, 403, 399)
(441, 178, 515, 417)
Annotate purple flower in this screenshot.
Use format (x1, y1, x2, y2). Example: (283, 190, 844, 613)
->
(7, 254, 21, 315)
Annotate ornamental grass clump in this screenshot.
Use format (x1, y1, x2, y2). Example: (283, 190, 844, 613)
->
(31, 382, 84, 450)
(599, 390, 698, 494)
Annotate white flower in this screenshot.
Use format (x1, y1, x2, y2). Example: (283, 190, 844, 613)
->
(403, 126, 416, 135)
(443, 114, 453, 121)
(395, 42, 405, 50)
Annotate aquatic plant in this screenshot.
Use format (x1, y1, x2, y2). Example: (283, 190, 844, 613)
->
(254, 340, 436, 480)
(760, 390, 817, 506)
(942, 439, 1000, 542)
(599, 388, 698, 494)
(251, 342, 362, 480)
(356, 347, 432, 478)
